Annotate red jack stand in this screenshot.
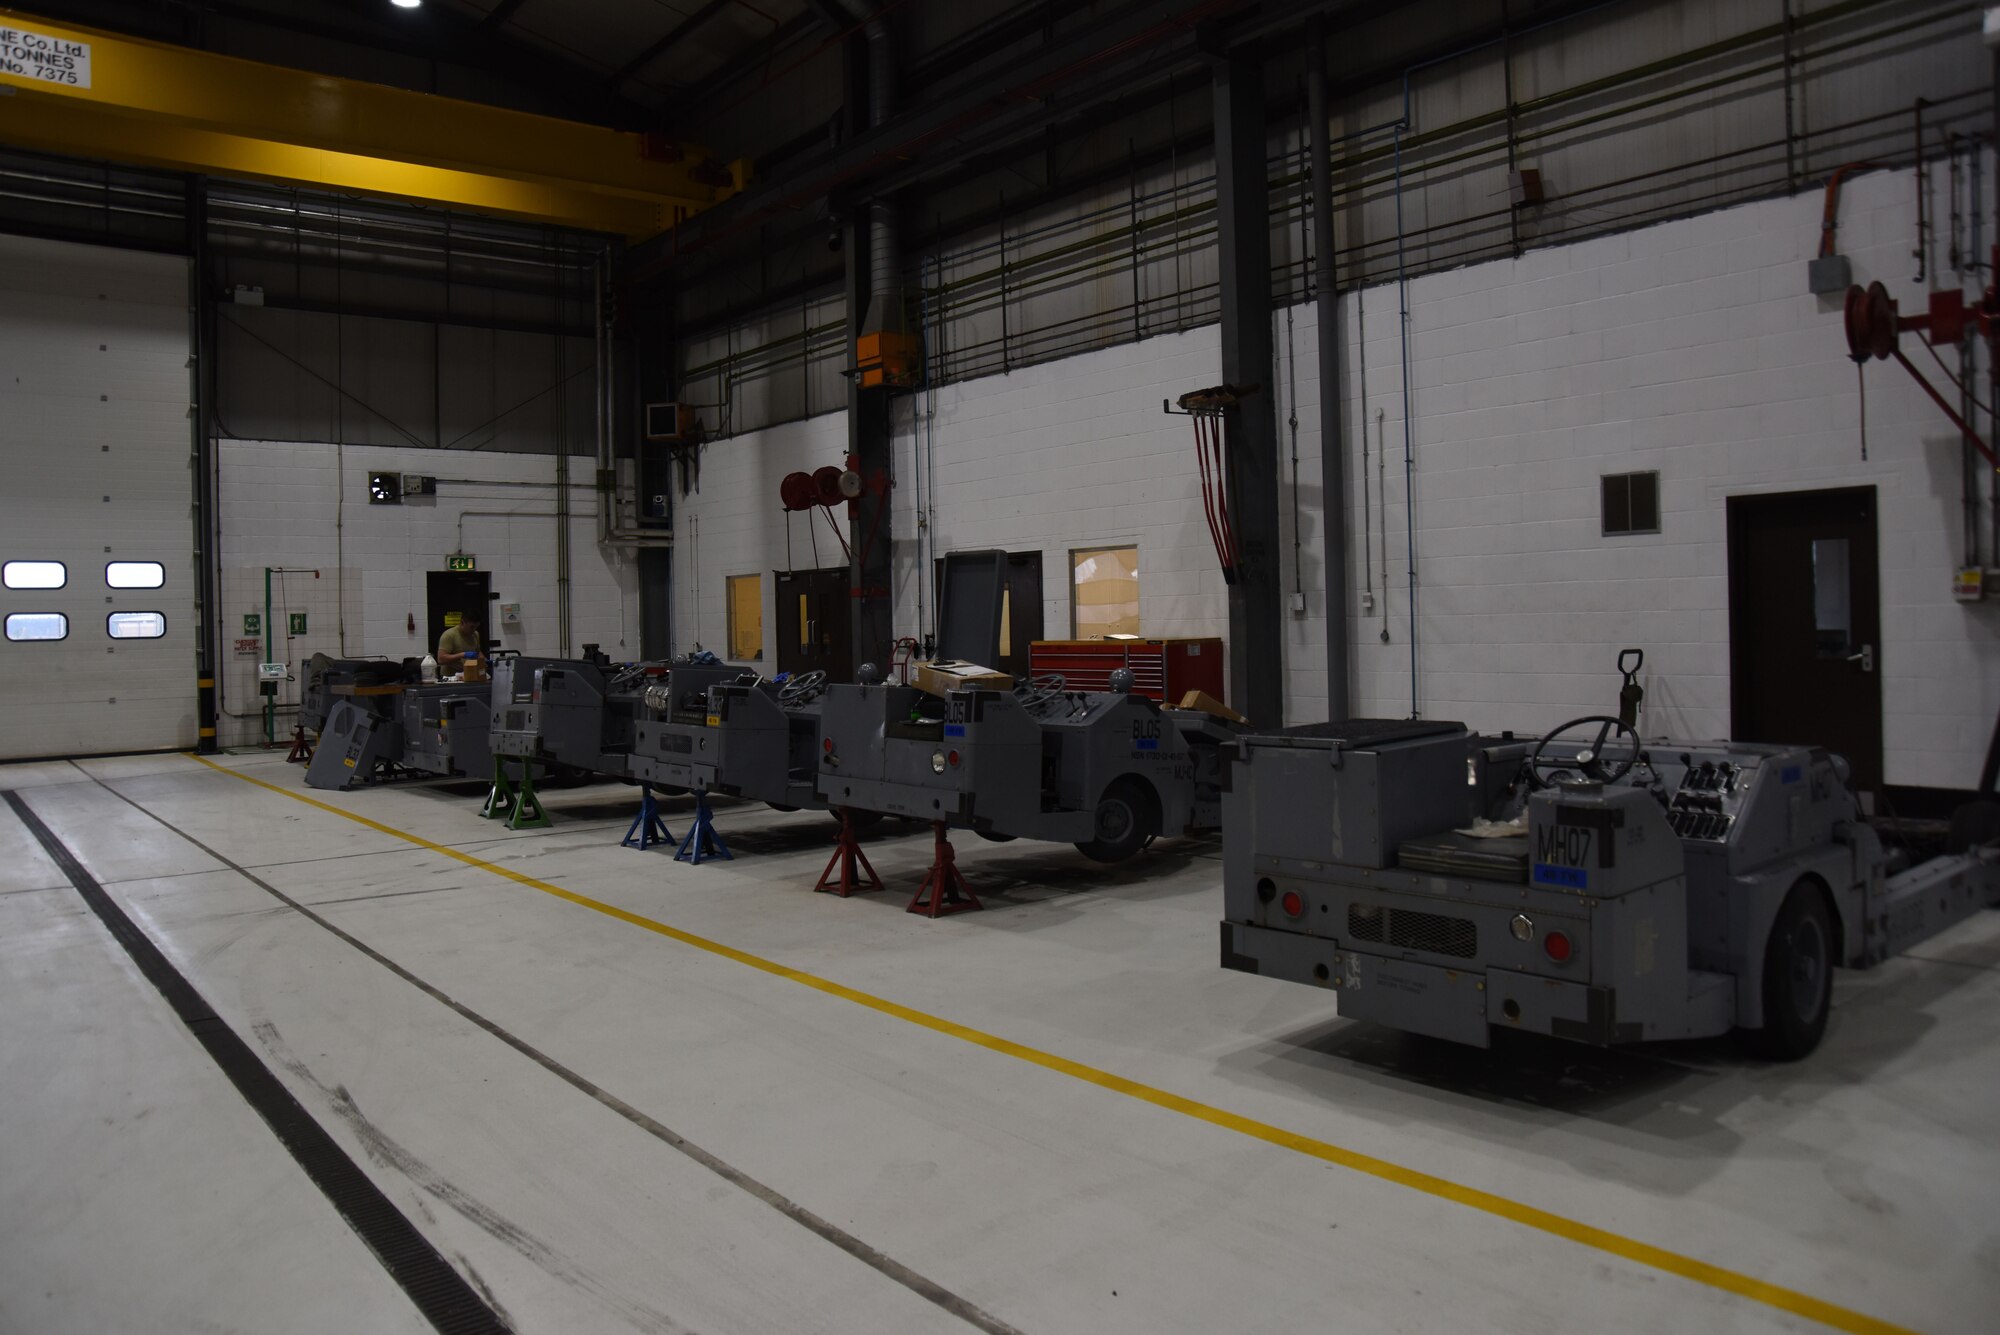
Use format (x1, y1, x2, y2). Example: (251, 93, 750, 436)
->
(285, 725, 314, 764)
(908, 821, 982, 917)
(815, 807, 883, 897)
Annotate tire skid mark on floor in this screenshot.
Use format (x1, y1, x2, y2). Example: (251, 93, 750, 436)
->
(252, 1020, 693, 1335)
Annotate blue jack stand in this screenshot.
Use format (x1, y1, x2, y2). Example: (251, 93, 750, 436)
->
(622, 783, 677, 851)
(675, 789, 733, 865)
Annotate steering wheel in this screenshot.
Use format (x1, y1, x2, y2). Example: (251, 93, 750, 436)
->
(1014, 672, 1067, 713)
(778, 669, 827, 706)
(1528, 715, 1640, 788)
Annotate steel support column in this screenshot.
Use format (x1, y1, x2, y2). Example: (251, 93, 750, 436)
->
(1211, 52, 1284, 727)
(634, 296, 675, 658)
(188, 177, 219, 752)
(843, 33, 896, 674)
(1308, 18, 1351, 720)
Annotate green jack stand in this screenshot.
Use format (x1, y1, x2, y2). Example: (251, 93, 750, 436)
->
(482, 758, 551, 830)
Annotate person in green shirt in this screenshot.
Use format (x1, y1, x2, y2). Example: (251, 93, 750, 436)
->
(437, 610, 482, 674)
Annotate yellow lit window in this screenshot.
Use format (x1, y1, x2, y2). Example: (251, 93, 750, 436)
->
(727, 574, 763, 660)
(1071, 546, 1138, 638)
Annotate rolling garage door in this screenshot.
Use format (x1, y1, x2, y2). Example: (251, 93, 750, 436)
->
(0, 234, 196, 760)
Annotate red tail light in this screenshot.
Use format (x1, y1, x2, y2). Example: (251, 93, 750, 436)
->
(1544, 930, 1573, 963)
(947, 750, 960, 767)
(1280, 890, 1305, 918)
(822, 737, 834, 753)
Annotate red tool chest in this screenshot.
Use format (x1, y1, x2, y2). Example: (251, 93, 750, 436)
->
(1027, 638, 1225, 704)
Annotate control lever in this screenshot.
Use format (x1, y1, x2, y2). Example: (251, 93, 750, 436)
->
(1617, 647, 1644, 729)
(1846, 644, 1874, 673)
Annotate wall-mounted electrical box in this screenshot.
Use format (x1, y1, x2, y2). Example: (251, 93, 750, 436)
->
(853, 331, 922, 390)
(1808, 253, 1852, 295)
(402, 473, 437, 497)
(645, 402, 699, 441)
(1954, 567, 1986, 602)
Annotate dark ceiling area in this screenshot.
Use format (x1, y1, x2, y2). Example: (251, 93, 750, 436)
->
(10, 0, 1024, 146)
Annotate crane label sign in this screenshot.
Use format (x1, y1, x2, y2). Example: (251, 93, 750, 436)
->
(0, 27, 92, 89)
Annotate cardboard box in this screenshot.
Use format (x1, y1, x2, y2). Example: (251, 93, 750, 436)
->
(914, 659, 1013, 697)
(1177, 689, 1247, 725)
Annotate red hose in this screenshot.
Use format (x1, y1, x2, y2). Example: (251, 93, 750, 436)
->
(1819, 162, 1882, 258)
(1192, 415, 1231, 576)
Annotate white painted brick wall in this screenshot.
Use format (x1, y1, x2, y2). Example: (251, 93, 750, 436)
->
(216, 440, 637, 747)
(672, 163, 2000, 791)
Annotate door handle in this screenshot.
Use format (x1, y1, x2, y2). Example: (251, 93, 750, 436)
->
(1846, 644, 1874, 673)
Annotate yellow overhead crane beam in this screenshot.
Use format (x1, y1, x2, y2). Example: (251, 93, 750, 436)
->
(0, 10, 746, 237)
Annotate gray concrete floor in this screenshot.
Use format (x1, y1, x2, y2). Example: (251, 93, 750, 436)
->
(2, 750, 1995, 1335)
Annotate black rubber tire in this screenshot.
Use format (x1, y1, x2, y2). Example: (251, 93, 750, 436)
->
(1075, 778, 1157, 865)
(1748, 881, 1835, 1060)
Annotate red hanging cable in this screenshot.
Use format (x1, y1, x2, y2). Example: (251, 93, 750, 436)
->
(821, 504, 852, 560)
(1193, 414, 1227, 571)
(1214, 417, 1240, 568)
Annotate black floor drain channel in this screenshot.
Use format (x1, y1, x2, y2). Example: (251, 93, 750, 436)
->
(3, 789, 509, 1335)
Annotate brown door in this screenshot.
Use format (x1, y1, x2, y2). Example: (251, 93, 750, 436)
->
(775, 568, 853, 683)
(1727, 487, 1883, 790)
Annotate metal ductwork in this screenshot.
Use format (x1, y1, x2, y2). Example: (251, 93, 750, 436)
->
(839, 0, 901, 336)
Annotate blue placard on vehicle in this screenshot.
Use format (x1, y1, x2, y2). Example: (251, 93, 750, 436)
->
(944, 724, 966, 737)
(1533, 863, 1587, 889)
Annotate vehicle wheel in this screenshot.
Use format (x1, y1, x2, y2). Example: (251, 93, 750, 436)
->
(1748, 881, 1834, 1060)
(1075, 779, 1157, 864)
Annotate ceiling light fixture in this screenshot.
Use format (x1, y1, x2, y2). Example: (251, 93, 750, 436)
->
(391, 0, 422, 10)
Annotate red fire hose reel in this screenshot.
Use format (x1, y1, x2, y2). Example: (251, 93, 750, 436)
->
(1844, 254, 1999, 469)
(777, 456, 890, 574)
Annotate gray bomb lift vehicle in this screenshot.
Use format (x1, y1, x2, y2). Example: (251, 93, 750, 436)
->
(301, 654, 497, 792)
(484, 648, 669, 829)
(817, 670, 1236, 861)
(628, 664, 847, 814)
(1219, 713, 2000, 1058)
(814, 548, 1245, 913)
(487, 648, 664, 776)
(628, 663, 909, 882)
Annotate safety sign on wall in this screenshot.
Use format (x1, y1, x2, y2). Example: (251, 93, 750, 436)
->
(233, 638, 262, 659)
(0, 26, 92, 88)
(289, 612, 308, 635)
(243, 613, 261, 636)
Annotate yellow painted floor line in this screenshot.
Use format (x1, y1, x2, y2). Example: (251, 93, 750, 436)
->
(185, 753, 1914, 1335)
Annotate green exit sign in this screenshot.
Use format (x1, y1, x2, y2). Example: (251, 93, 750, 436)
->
(447, 554, 476, 572)
(242, 613, 260, 636)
